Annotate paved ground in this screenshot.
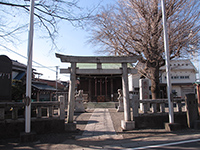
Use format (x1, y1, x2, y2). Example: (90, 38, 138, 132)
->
(76, 108, 123, 140)
(0, 108, 200, 150)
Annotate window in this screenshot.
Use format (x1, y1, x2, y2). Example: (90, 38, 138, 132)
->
(185, 76, 189, 79)
(174, 76, 179, 79)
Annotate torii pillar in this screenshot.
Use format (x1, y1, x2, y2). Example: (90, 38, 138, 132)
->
(67, 62, 76, 122)
(121, 62, 135, 130)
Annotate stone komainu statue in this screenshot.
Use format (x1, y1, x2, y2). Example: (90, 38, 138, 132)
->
(117, 89, 124, 112)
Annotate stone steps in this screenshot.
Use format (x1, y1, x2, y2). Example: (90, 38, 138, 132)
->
(84, 102, 118, 108)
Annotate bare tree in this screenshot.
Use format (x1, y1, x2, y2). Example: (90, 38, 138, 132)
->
(0, 0, 95, 51)
(87, 0, 200, 99)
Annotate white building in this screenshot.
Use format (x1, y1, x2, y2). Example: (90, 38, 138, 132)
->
(129, 59, 198, 98)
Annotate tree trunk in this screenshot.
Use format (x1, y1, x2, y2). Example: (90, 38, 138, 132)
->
(149, 66, 160, 99)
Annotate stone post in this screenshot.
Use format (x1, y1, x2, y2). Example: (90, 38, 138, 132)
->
(36, 107, 42, 118)
(47, 106, 53, 118)
(143, 102, 148, 114)
(185, 94, 199, 128)
(12, 108, 18, 120)
(152, 103, 157, 113)
(121, 63, 135, 130)
(160, 103, 165, 113)
(139, 79, 150, 112)
(58, 95, 65, 119)
(131, 95, 139, 117)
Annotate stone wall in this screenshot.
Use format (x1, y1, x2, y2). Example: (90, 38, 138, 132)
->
(134, 113, 187, 129)
(0, 119, 65, 139)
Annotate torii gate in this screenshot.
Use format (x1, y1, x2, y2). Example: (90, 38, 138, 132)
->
(56, 53, 139, 130)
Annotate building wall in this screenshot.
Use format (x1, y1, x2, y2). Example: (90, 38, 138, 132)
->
(161, 70, 196, 84)
(128, 74, 140, 89)
(129, 59, 197, 98)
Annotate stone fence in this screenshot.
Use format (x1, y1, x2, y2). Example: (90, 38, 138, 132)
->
(129, 95, 189, 129)
(0, 96, 66, 138)
(131, 95, 186, 116)
(130, 95, 186, 117)
(0, 97, 65, 121)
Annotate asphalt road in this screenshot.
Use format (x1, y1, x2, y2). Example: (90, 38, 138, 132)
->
(130, 138, 200, 150)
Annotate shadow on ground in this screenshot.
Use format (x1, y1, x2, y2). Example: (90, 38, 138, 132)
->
(0, 129, 200, 150)
(0, 108, 200, 150)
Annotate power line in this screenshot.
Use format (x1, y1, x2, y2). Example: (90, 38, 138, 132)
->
(4, 47, 70, 78)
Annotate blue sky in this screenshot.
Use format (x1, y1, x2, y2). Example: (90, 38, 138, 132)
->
(0, 0, 117, 81)
(1, 0, 199, 81)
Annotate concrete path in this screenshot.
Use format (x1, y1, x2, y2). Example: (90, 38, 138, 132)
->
(76, 108, 123, 140)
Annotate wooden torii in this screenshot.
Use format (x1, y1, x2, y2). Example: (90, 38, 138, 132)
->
(56, 53, 139, 130)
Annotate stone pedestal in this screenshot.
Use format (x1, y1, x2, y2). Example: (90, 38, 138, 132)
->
(121, 120, 135, 131)
(117, 98, 124, 112)
(165, 123, 181, 131)
(65, 122, 77, 131)
(75, 90, 85, 113)
(75, 99, 85, 112)
(20, 132, 37, 143)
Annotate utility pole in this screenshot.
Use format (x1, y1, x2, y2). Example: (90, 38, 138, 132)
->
(25, 0, 35, 133)
(161, 0, 174, 123)
(56, 66, 59, 100)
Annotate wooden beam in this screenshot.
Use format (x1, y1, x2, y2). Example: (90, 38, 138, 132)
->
(56, 53, 139, 63)
(60, 68, 137, 75)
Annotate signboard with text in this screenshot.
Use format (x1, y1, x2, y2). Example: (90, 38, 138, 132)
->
(0, 55, 12, 101)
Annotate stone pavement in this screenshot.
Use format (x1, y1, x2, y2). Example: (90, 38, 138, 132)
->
(75, 108, 123, 140)
(1, 108, 200, 150)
